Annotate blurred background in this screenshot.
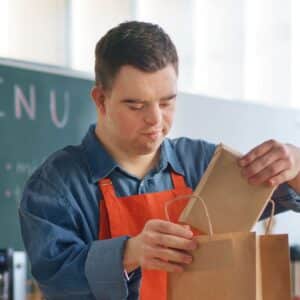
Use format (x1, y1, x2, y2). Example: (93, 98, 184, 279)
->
(1, 0, 300, 108)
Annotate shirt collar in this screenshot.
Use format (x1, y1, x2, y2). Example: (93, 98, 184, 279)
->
(81, 124, 185, 182)
(159, 138, 185, 176)
(81, 124, 118, 182)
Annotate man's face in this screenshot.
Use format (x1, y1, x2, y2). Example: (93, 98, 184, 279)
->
(95, 64, 177, 156)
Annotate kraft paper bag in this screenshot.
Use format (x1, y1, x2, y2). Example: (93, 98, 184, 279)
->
(167, 232, 292, 300)
(167, 198, 292, 300)
(179, 144, 276, 234)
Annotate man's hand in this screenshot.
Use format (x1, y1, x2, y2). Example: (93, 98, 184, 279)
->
(123, 219, 197, 273)
(238, 140, 300, 192)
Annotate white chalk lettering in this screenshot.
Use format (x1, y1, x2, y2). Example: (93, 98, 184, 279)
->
(50, 90, 70, 128)
(14, 85, 36, 120)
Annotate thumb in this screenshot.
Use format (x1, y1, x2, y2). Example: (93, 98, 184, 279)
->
(182, 224, 192, 231)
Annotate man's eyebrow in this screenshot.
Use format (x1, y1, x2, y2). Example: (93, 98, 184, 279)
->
(121, 94, 177, 103)
(160, 93, 177, 101)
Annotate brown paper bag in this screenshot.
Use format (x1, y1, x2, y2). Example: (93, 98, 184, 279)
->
(167, 232, 292, 300)
(179, 144, 276, 234)
(167, 198, 292, 300)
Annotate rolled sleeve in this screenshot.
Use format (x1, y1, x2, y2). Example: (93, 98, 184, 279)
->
(260, 183, 300, 219)
(85, 237, 130, 300)
(272, 183, 300, 212)
(19, 179, 93, 298)
(19, 209, 93, 298)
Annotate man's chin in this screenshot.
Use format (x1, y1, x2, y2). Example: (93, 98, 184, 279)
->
(136, 140, 163, 155)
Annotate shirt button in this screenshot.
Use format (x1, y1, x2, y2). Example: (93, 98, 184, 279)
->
(138, 182, 144, 193)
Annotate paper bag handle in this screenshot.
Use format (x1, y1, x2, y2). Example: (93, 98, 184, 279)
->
(165, 196, 275, 236)
(165, 195, 214, 237)
(265, 199, 275, 235)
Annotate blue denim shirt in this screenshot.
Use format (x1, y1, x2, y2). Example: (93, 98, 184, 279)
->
(19, 124, 300, 300)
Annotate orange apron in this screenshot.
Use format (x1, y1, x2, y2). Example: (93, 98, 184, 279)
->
(98, 171, 194, 300)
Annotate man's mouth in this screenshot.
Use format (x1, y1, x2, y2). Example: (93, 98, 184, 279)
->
(142, 130, 162, 140)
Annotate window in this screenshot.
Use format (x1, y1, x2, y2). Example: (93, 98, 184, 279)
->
(0, 0, 69, 66)
(0, 0, 299, 108)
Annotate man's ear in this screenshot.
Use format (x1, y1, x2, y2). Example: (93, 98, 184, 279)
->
(91, 85, 106, 114)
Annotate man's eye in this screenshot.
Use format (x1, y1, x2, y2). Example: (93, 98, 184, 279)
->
(128, 104, 144, 110)
(160, 102, 172, 108)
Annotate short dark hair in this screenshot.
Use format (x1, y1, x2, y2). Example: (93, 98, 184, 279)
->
(94, 21, 178, 89)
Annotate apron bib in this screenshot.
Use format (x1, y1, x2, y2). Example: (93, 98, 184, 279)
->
(98, 171, 194, 300)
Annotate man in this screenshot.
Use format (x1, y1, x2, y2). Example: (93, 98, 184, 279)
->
(19, 21, 300, 300)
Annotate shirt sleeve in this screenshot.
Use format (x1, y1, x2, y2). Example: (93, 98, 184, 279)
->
(259, 182, 300, 219)
(272, 183, 300, 211)
(19, 176, 132, 300)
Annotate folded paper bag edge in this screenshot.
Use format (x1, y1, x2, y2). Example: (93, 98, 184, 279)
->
(179, 143, 275, 234)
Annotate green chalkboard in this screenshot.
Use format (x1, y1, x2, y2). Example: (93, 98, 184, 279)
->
(0, 58, 95, 250)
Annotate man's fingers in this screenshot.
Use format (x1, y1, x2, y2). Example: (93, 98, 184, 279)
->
(241, 147, 287, 178)
(146, 245, 193, 265)
(247, 159, 289, 185)
(143, 257, 185, 273)
(146, 219, 194, 239)
(182, 224, 191, 231)
(145, 232, 197, 250)
(139, 220, 198, 272)
(267, 170, 292, 186)
(239, 139, 277, 167)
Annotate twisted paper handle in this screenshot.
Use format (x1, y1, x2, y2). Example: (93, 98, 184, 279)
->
(265, 199, 275, 235)
(164, 194, 214, 238)
(165, 195, 276, 236)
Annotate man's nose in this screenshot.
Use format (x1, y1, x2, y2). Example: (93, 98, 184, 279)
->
(144, 103, 162, 125)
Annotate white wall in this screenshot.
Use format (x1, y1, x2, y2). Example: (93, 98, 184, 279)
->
(135, 0, 194, 91)
(170, 92, 300, 244)
(0, 0, 69, 66)
(70, 0, 133, 74)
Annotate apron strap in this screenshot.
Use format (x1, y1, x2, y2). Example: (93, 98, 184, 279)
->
(170, 171, 188, 189)
(98, 178, 118, 198)
(98, 178, 116, 240)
